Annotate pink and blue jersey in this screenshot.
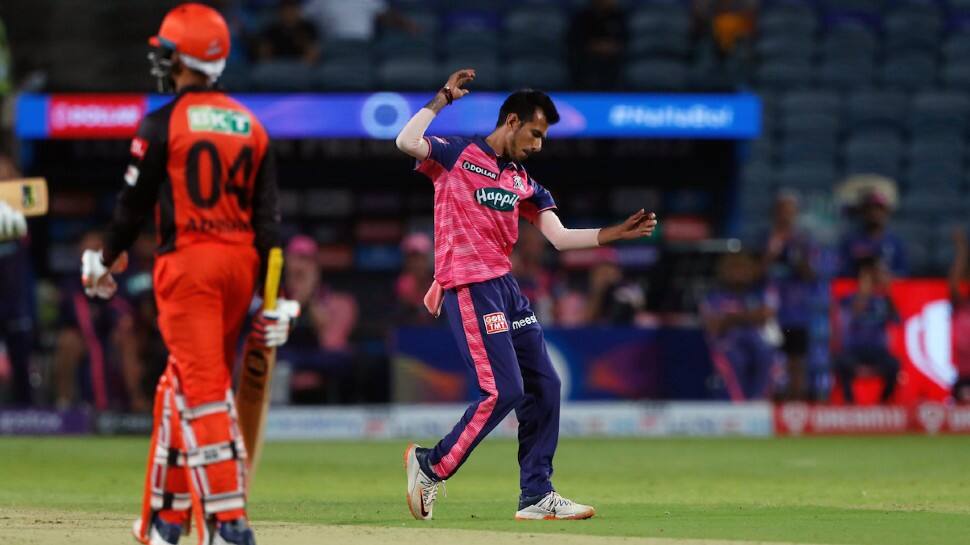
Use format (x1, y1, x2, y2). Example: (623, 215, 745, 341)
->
(416, 136, 556, 289)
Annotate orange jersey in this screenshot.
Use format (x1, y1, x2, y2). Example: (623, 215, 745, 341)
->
(104, 86, 280, 265)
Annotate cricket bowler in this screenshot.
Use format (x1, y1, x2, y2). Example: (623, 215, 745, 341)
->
(79, 4, 296, 544)
(396, 69, 658, 521)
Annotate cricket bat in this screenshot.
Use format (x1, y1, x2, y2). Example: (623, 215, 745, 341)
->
(0, 178, 48, 216)
(236, 247, 284, 477)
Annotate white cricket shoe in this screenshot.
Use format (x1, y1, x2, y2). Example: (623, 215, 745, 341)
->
(514, 492, 596, 520)
(404, 443, 442, 520)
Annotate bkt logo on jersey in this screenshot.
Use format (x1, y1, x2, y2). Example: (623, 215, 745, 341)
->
(188, 106, 252, 137)
(475, 187, 520, 212)
(462, 160, 498, 180)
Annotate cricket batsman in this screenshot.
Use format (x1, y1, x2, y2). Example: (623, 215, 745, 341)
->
(80, 4, 296, 544)
(396, 69, 658, 520)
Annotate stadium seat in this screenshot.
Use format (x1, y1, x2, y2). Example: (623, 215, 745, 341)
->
(441, 56, 500, 90)
(501, 32, 564, 61)
(908, 140, 965, 166)
(755, 35, 816, 63)
(884, 8, 941, 55)
(374, 33, 434, 61)
(943, 32, 970, 62)
(779, 138, 839, 163)
(503, 59, 569, 90)
(504, 6, 567, 39)
(629, 32, 691, 60)
(321, 39, 372, 64)
(910, 91, 970, 133)
(444, 29, 498, 55)
(815, 57, 875, 89)
(879, 53, 938, 91)
(760, 6, 818, 38)
(845, 155, 902, 179)
(777, 163, 839, 192)
(781, 91, 841, 117)
(904, 163, 965, 192)
(250, 61, 312, 91)
(624, 59, 689, 91)
(819, 22, 878, 57)
(378, 59, 440, 90)
(781, 112, 841, 139)
(846, 90, 908, 130)
(942, 61, 970, 89)
(819, 0, 885, 17)
(756, 59, 813, 90)
(311, 61, 377, 91)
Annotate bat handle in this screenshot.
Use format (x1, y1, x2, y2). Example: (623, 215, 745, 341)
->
(263, 247, 283, 311)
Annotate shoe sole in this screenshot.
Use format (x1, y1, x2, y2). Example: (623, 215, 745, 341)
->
(514, 507, 596, 521)
(403, 443, 426, 521)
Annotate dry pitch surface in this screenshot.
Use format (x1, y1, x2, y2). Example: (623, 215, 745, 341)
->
(0, 509, 825, 545)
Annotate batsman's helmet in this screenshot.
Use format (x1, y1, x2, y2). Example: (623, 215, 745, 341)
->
(148, 3, 231, 92)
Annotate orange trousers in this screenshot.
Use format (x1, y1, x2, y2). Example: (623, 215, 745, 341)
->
(139, 243, 258, 539)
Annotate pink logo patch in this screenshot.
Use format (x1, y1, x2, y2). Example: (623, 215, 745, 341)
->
(483, 312, 509, 335)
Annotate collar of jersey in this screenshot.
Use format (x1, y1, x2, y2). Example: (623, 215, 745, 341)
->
(473, 136, 521, 173)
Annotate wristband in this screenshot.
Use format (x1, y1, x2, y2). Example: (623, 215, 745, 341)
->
(441, 86, 454, 105)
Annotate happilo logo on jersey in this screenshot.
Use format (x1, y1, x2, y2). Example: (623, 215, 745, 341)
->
(475, 188, 520, 212)
(187, 106, 252, 136)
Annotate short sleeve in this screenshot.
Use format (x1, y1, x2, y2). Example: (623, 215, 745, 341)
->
(520, 178, 557, 224)
(415, 135, 468, 180)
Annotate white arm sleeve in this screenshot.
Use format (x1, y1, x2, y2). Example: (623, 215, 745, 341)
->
(395, 107, 436, 159)
(535, 210, 601, 251)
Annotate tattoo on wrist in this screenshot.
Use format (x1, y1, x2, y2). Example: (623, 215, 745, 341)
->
(424, 92, 448, 112)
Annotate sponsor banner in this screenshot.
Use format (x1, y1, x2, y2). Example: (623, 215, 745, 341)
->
(95, 412, 154, 435)
(264, 402, 774, 441)
(0, 409, 91, 435)
(47, 95, 148, 138)
(392, 326, 717, 403)
(774, 403, 970, 435)
(18, 92, 761, 140)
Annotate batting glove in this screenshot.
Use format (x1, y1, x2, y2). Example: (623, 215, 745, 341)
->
(81, 249, 119, 299)
(253, 298, 301, 348)
(0, 201, 27, 241)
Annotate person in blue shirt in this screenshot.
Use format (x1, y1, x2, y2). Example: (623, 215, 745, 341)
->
(760, 192, 819, 400)
(701, 251, 780, 401)
(838, 191, 907, 277)
(832, 257, 900, 404)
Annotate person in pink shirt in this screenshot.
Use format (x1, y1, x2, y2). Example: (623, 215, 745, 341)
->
(395, 69, 658, 522)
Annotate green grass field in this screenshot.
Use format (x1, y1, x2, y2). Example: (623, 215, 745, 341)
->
(1, 436, 968, 545)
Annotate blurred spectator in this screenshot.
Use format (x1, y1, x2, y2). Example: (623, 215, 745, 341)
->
(111, 232, 166, 413)
(831, 257, 900, 405)
(839, 191, 908, 278)
(701, 252, 779, 401)
(395, 232, 434, 325)
(585, 260, 645, 325)
(206, 0, 258, 63)
(760, 192, 818, 400)
(0, 154, 33, 406)
(512, 226, 555, 324)
(949, 228, 970, 404)
(278, 235, 359, 404)
(567, 0, 628, 90)
(257, 0, 320, 64)
(692, 0, 758, 54)
(53, 231, 136, 410)
(302, 0, 419, 42)
(0, 16, 11, 100)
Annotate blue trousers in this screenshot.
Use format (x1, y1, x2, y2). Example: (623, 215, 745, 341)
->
(427, 274, 561, 497)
